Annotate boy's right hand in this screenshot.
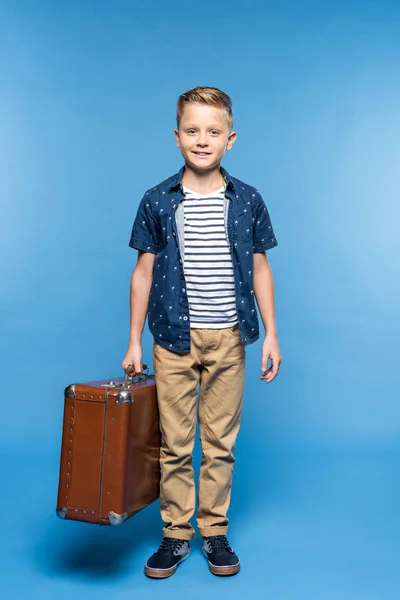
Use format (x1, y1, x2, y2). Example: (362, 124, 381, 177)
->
(121, 342, 143, 376)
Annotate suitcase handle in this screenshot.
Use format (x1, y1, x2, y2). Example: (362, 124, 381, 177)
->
(123, 363, 149, 381)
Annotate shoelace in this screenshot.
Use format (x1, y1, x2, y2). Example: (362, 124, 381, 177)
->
(205, 535, 234, 553)
(157, 538, 185, 554)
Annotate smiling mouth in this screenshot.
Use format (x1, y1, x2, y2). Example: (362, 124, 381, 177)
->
(192, 151, 211, 156)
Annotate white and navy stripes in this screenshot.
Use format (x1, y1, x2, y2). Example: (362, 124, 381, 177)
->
(182, 185, 238, 329)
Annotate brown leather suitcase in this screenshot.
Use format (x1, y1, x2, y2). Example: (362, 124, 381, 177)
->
(56, 365, 160, 525)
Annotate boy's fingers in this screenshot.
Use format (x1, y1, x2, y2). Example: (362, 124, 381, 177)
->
(123, 363, 134, 376)
(261, 355, 269, 373)
(124, 362, 143, 376)
(260, 356, 281, 382)
(271, 357, 279, 375)
(260, 365, 270, 379)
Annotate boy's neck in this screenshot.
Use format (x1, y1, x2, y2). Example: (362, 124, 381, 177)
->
(181, 164, 225, 194)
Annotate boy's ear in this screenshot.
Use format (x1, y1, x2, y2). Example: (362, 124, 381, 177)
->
(226, 130, 237, 151)
(174, 128, 181, 147)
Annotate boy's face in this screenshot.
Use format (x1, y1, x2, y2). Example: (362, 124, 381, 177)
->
(174, 102, 237, 173)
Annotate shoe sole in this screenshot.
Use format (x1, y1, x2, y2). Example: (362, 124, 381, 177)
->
(201, 548, 240, 576)
(144, 550, 191, 579)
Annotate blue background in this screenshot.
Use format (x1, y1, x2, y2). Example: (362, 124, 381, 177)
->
(1, 0, 399, 598)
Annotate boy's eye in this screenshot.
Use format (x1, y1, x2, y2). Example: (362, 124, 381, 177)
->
(186, 129, 219, 135)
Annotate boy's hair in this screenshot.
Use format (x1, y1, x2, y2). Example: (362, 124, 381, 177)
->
(176, 86, 233, 131)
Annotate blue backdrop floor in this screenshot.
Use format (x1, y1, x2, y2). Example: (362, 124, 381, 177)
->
(1, 448, 398, 600)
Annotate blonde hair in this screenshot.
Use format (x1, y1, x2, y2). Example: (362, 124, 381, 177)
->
(176, 86, 233, 131)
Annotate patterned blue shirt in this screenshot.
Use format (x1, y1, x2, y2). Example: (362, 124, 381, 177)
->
(128, 165, 278, 354)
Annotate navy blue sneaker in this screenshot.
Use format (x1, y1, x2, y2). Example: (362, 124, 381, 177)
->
(202, 535, 240, 576)
(144, 537, 191, 578)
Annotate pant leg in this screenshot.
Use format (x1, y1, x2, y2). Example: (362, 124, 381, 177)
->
(152, 336, 202, 541)
(196, 326, 246, 537)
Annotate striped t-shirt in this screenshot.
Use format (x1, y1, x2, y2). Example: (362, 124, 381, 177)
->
(182, 184, 238, 329)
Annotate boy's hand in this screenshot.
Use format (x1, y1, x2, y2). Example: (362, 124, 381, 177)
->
(121, 342, 143, 376)
(260, 334, 282, 383)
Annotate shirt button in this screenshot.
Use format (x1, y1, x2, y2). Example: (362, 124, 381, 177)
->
(183, 316, 188, 321)
(182, 288, 186, 292)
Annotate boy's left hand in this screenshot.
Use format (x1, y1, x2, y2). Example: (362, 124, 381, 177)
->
(260, 334, 282, 383)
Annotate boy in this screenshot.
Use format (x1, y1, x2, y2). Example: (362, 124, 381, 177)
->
(122, 86, 282, 578)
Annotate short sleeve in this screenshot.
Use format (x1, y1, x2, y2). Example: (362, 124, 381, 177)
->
(252, 191, 278, 253)
(128, 192, 160, 254)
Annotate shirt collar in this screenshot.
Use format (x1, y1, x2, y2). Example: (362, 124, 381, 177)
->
(168, 164, 235, 191)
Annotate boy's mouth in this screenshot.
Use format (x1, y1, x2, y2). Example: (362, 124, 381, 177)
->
(192, 151, 211, 157)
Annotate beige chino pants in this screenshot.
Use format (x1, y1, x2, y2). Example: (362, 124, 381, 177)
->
(152, 325, 246, 541)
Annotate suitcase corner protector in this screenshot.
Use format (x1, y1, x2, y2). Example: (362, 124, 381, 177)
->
(64, 384, 76, 399)
(108, 511, 128, 525)
(56, 507, 68, 519)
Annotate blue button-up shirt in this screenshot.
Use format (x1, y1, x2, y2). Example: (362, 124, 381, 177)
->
(128, 165, 278, 354)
